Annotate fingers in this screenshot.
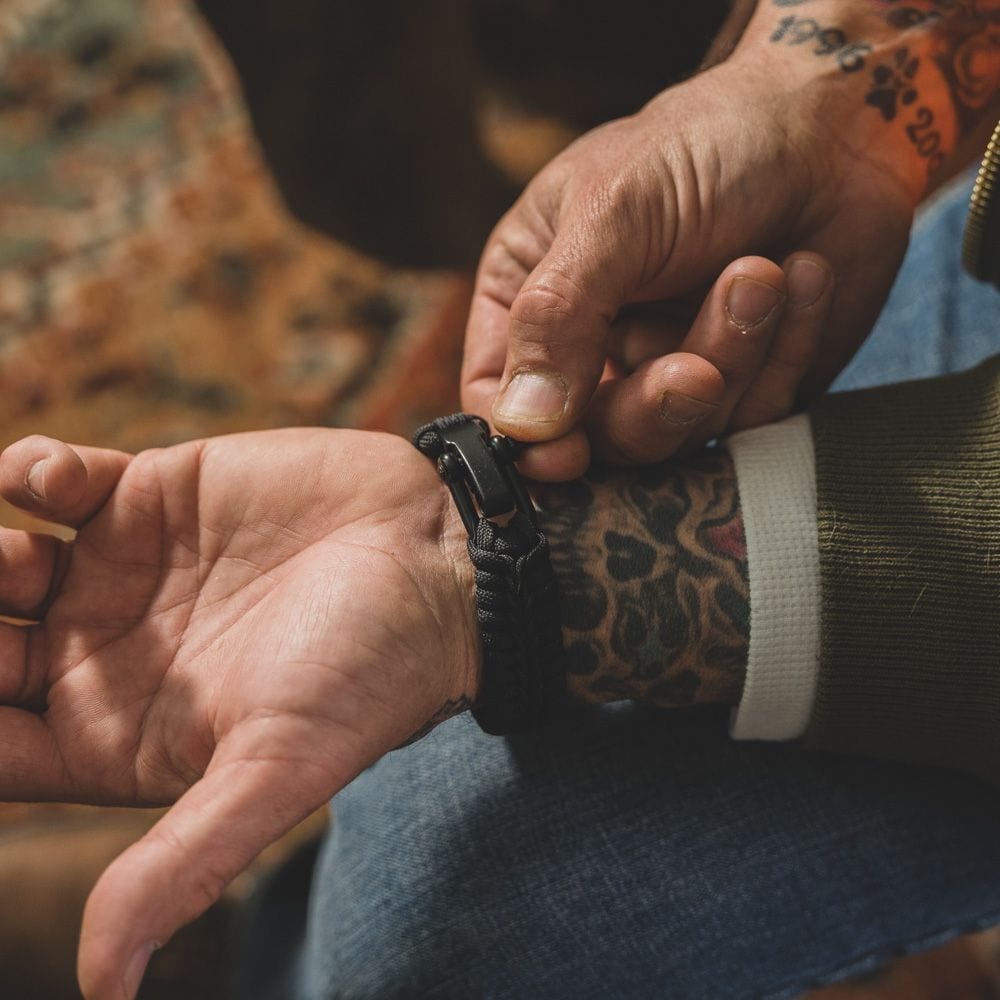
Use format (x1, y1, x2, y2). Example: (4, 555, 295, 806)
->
(728, 253, 832, 431)
(489, 254, 615, 440)
(587, 353, 727, 464)
(77, 747, 335, 1000)
(514, 427, 592, 483)
(0, 621, 48, 711)
(461, 216, 539, 423)
(479, 211, 635, 443)
(674, 256, 786, 442)
(0, 707, 70, 798)
(607, 297, 700, 372)
(0, 625, 29, 703)
(588, 257, 786, 464)
(461, 196, 630, 479)
(0, 527, 63, 709)
(0, 527, 60, 618)
(0, 436, 132, 529)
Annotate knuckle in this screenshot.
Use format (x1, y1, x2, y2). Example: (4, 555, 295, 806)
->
(488, 228, 546, 282)
(510, 276, 582, 341)
(588, 167, 643, 224)
(151, 826, 231, 916)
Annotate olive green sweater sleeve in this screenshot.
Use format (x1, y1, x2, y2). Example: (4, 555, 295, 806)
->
(806, 356, 1000, 780)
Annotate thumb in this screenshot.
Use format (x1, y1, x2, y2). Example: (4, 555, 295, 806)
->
(491, 228, 631, 442)
(77, 749, 336, 1000)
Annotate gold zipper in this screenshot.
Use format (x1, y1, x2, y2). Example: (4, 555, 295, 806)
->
(962, 118, 1000, 288)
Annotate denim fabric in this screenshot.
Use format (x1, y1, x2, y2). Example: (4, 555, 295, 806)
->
(235, 171, 1000, 1000)
(834, 170, 1000, 390)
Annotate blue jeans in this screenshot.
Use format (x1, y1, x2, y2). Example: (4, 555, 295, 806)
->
(235, 173, 1000, 1000)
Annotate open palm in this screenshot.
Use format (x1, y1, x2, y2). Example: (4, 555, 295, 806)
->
(0, 428, 476, 999)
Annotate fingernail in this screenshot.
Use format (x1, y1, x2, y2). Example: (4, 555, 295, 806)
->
(660, 391, 718, 427)
(123, 942, 157, 999)
(25, 459, 47, 500)
(725, 277, 782, 329)
(786, 258, 831, 308)
(494, 372, 567, 423)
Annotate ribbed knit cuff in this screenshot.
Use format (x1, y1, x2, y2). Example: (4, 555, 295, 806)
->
(727, 414, 821, 741)
(808, 356, 1000, 779)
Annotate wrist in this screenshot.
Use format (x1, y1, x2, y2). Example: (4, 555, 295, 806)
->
(417, 417, 572, 734)
(732, 0, 1000, 204)
(436, 480, 483, 707)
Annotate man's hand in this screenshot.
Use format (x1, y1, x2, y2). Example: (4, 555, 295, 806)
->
(463, 0, 999, 480)
(461, 55, 905, 478)
(0, 429, 478, 999)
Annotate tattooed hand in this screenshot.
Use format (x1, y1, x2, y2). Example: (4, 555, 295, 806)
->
(0, 429, 478, 999)
(461, 0, 999, 481)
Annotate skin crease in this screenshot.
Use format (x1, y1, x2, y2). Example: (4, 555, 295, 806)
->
(460, 0, 1000, 480)
(0, 430, 480, 999)
(0, 426, 752, 998)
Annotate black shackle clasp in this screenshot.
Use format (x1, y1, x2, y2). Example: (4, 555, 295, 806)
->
(434, 417, 536, 535)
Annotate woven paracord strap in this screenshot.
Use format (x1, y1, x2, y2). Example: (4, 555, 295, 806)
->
(468, 513, 566, 734)
(412, 413, 473, 460)
(413, 416, 567, 735)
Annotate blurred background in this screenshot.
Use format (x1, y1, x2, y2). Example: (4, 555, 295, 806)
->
(0, 0, 998, 995)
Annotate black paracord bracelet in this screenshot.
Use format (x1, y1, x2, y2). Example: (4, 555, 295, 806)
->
(412, 414, 567, 735)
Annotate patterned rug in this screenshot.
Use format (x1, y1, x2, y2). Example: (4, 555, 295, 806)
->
(0, 1, 471, 995)
(0, 0, 471, 463)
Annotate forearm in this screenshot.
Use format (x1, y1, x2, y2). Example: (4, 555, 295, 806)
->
(536, 450, 749, 709)
(733, 0, 1000, 201)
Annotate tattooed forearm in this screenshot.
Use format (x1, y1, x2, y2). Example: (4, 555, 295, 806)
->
(535, 448, 749, 710)
(770, 15, 873, 72)
(901, 1, 1000, 131)
(756, 0, 999, 193)
(861, 0, 1000, 179)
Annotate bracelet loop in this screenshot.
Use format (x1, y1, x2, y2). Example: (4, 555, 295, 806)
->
(413, 415, 567, 735)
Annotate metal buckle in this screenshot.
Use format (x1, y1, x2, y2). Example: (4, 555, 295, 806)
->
(435, 416, 536, 535)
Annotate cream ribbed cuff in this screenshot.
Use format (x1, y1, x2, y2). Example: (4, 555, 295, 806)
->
(727, 414, 820, 741)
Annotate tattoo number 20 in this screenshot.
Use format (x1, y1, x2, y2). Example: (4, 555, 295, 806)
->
(906, 107, 946, 173)
(771, 16, 872, 72)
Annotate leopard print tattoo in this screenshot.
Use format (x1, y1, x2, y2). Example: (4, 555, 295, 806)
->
(536, 447, 749, 709)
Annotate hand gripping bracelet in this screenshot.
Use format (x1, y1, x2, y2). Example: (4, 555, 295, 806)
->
(412, 414, 567, 735)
